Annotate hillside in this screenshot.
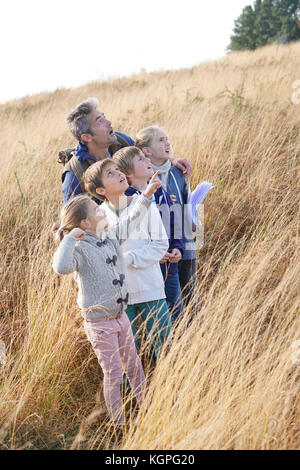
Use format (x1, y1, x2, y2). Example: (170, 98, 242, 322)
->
(0, 41, 299, 450)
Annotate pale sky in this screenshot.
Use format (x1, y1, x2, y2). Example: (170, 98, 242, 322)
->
(1, 0, 252, 104)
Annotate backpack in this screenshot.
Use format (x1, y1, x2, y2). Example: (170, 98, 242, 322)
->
(58, 133, 131, 193)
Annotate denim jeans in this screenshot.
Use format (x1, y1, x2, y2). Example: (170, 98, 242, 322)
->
(178, 258, 197, 307)
(126, 298, 172, 359)
(164, 272, 184, 323)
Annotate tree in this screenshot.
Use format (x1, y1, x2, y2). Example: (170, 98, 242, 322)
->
(273, 0, 300, 43)
(254, 0, 277, 47)
(227, 0, 300, 51)
(228, 5, 257, 51)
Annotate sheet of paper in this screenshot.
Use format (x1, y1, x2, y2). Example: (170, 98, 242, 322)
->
(187, 181, 213, 222)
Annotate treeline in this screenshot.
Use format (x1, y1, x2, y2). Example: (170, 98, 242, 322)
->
(228, 0, 300, 51)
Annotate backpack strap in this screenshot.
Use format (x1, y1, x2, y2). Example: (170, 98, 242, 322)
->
(108, 133, 131, 155)
(62, 155, 95, 193)
(60, 133, 131, 193)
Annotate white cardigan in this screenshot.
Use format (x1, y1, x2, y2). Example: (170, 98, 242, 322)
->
(101, 195, 169, 305)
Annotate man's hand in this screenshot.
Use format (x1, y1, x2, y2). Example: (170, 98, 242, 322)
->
(169, 157, 192, 177)
(170, 194, 177, 203)
(168, 248, 182, 263)
(144, 171, 162, 199)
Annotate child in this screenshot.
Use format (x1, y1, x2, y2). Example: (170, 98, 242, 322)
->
(83, 152, 172, 360)
(52, 162, 161, 426)
(113, 146, 185, 324)
(136, 126, 197, 308)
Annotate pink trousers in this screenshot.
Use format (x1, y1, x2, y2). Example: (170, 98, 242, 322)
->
(83, 311, 146, 425)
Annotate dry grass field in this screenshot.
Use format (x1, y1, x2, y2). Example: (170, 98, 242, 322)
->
(0, 41, 299, 450)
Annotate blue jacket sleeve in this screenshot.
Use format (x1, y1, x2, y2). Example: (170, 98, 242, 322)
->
(115, 131, 135, 146)
(181, 176, 189, 205)
(62, 171, 82, 204)
(159, 189, 184, 254)
(169, 208, 185, 254)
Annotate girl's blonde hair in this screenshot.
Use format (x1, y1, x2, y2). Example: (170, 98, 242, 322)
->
(55, 194, 91, 244)
(135, 125, 162, 150)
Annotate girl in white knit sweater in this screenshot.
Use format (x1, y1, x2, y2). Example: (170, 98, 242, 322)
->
(52, 161, 161, 426)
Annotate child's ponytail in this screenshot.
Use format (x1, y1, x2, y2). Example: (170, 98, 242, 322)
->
(51, 224, 65, 244)
(52, 195, 91, 244)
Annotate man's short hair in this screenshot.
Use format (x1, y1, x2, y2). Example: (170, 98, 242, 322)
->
(66, 97, 99, 143)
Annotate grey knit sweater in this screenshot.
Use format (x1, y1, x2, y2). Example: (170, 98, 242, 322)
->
(52, 194, 152, 320)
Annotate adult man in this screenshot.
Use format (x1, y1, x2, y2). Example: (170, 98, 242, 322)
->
(61, 97, 192, 203)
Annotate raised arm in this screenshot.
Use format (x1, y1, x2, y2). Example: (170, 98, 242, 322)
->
(52, 232, 83, 274)
(104, 171, 162, 244)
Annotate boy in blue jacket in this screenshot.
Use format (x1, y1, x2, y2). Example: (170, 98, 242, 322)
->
(136, 126, 197, 309)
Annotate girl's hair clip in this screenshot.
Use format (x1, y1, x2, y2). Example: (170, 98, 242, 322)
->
(51, 223, 63, 235)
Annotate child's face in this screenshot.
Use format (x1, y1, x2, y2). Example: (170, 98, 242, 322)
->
(148, 129, 171, 163)
(84, 200, 108, 234)
(130, 151, 154, 181)
(96, 162, 129, 199)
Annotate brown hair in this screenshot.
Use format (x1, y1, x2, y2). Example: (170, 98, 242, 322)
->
(55, 194, 91, 244)
(83, 158, 113, 201)
(112, 146, 142, 184)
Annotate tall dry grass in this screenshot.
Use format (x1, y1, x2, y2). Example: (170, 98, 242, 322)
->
(0, 41, 299, 449)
